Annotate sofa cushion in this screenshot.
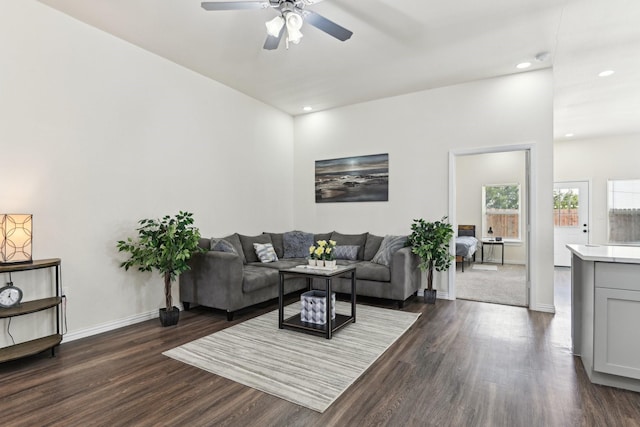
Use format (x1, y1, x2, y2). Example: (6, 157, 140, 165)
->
(251, 259, 305, 270)
(197, 238, 211, 250)
(224, 233, 246, 264)
(334, 245, 359, 260)
(242, 265, 279, 293)
(314, 232, 333, 243)
(254, 243, 278, 263)
(331, 232, 368, 260)
(210, 238, 238, 255)
(264, 232, 284, 259)
(355, 261, 391, 282)
(372, 235, 408, 267)
(283, 231, 314, 258)
(364, 234, 384, 261)
(239, 234, 273, 264)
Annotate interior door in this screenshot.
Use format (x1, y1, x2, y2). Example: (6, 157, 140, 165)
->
(554, 181, 589, 267)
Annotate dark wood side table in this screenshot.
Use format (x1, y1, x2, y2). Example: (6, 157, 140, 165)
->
(481, 240, 504, 265)
(278, 265, 356, 339)
(0, 258, 62, 363)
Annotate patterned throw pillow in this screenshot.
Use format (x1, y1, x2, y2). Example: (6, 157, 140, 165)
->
(254, 243, 279, 263)
(330, 232, 368, 260)
(334, 245, 359, 260)
(372, 235, 407, 267)
(210, 238, 238, 255)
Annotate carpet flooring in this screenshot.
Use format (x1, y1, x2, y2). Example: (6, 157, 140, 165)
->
(456, 263, 527, 306)
(163, 301, 420, 413)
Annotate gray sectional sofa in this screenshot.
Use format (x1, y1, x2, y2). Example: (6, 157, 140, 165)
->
(179, 231, 421, 320)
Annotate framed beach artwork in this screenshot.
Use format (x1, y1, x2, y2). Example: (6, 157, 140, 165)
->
(315, 153, 389, 203)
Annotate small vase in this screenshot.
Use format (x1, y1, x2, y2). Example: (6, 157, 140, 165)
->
(316, 260, 325, 267)
(325, 260, 336, 268)
(308, 259, 316, 266)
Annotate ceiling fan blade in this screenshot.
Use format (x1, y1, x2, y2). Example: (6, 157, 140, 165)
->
(263, 27, 284, 50)
(201, 1, 270, 11)
(302, 10, 353, 41)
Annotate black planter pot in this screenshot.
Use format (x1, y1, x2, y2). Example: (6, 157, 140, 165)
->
(159, 306, 180, 327)
(424, 289, 437, 304)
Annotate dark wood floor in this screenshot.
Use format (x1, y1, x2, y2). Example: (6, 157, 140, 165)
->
(2, 269, 640, 426)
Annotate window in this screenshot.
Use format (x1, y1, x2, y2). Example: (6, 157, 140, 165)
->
(553, 188, 579, 227)
(482, 184, 521, 240)
(608, 179, 640, 244)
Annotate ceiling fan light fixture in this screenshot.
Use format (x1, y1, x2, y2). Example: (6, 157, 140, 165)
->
(285, 11, 304, 43)
(265, 15, 285, 37)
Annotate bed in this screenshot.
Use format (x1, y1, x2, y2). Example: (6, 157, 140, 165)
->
(456, 225, 478, 272)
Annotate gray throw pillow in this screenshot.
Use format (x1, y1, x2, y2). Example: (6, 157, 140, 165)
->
(224, 233, 247, 264)
(334, 245, 359, 260)
(210, 238, 238, 255)
(283, 231, 314, 258)
(372, 235, 408, 267)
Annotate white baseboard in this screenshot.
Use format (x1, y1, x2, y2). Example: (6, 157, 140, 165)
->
(62, 309, 159, 343)
(530, 302, 556, 313)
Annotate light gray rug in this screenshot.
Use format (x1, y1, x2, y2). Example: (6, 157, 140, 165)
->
(163, 302, 420, 413)
(456, 263, 527, 307)
(472, 264, 498, 271)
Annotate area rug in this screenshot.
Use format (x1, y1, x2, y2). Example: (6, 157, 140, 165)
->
(457, 263, 527, 306)
(472, 264, 498, 271)
(163, 302, 420, 413)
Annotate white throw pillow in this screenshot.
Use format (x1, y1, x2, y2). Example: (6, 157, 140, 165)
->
(254, 243, 279, 263)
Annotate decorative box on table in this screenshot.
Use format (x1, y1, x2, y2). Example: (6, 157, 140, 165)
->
(300, 290, 336, 325)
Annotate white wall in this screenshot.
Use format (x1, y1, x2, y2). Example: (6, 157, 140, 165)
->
(0, 0, 294, 344)
(456, 151, 527, 264)
(554, 134, 640, 245)
(0, 2, 556, 346)
(293, 70, 554, 311)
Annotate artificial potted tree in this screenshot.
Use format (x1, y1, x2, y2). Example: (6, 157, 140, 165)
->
(116, 211, 204, 326)
(407, 216, 454, 304)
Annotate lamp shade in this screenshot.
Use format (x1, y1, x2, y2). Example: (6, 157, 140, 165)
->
(265, 15, 285, 37)
(0, 214, 32, 264)
(285, 12, 304, 43)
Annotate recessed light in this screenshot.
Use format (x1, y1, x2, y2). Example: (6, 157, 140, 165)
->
(516, 62, 532, 69)
(565, 133, 574, 137)
(598, 70, 615, 77)
(303, 106, 313, 112)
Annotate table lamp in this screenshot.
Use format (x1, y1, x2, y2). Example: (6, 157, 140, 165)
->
(0, 214, 33, 264)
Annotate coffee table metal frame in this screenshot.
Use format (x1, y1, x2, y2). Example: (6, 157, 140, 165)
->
(278, 265, 356, 339)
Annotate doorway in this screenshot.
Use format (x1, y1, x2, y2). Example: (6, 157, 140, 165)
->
(553, 181, 590, 267)
(449, 145, 533, 308)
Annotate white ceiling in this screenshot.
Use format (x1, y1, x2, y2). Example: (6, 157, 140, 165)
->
(37, 0, 640, 141)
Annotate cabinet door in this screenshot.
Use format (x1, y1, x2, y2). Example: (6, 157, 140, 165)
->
(594, 287, 640, 379)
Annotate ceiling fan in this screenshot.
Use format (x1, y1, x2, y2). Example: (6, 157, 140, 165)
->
(201, 0, 353, 50)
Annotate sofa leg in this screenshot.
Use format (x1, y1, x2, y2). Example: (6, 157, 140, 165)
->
(226, 311, 234, 321)
(182, 302, 190, 311)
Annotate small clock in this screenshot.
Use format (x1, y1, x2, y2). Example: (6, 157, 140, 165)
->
(0, 283, 23, 308)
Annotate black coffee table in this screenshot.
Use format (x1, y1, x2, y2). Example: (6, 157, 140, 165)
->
(278, 265, 356, 339)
